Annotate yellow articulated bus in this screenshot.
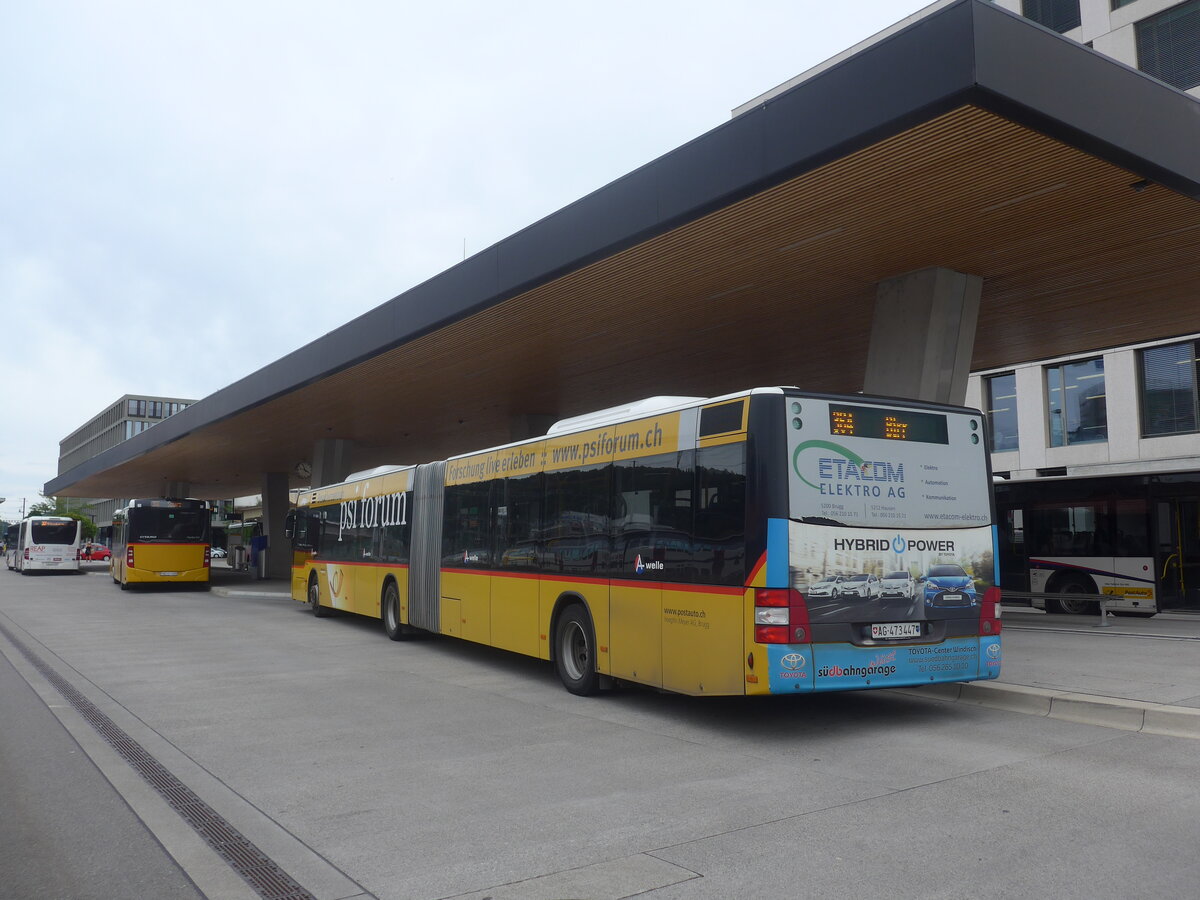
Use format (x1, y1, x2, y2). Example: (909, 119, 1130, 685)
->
(111, 498, 213, 589)
(288, 388, 1002, 696)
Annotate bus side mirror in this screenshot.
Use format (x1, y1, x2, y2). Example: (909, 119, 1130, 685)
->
(284, 511, 297, 540)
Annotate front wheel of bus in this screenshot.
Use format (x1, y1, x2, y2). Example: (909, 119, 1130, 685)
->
(1048, 578, 1097, 616)
(309, 574, 331, 618)
(554, 604, 599, 696)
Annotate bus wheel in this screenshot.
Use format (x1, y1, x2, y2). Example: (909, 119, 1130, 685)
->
(554, 604, 599, 696)
(309, 575, 331, 618)
(1048, 578, 1097, 615)
(382, 581, 411, 641)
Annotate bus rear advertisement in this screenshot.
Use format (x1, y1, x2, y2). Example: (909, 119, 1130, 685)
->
(289, 388, 1001, 696)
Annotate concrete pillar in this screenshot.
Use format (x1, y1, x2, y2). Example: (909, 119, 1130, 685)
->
(260, 471, 291, 580)
(312, 438, 355, 488)
(163, 481, 190, 498)
(509, 414, 556, 442)
(863, 267, 982, 406)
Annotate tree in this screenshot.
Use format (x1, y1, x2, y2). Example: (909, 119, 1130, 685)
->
(27, 496, 97, 541)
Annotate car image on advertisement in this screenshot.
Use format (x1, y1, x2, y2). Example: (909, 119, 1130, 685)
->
(921, 564, 978, 609)
(807, 574, 846, 599)
(839, 573, 881, 601)
(879, 570, 916, 604)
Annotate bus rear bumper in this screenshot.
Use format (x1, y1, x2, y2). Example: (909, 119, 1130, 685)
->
(763, 636, 1001, 693)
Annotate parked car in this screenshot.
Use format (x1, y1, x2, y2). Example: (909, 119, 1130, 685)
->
(807, 574, 846, 599)
(81, 544, 111, 561)
(879, 570, 917, 603)
(211, 546, 227, 558)
(839, 573, 881, 600)
(920, 564, 978, 609)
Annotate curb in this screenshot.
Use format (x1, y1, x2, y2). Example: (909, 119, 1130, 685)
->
(211, 588, 292, 600)
(896, 681, 1200, 739)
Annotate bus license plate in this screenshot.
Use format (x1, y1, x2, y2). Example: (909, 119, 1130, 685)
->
(159, 571, 180, 577)
(872, 622, 920, 640)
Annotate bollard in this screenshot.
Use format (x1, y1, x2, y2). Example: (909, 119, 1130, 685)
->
(1095, 597, 1111, 628)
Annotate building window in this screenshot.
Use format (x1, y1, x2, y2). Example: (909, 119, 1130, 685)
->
(985, 373, 1019, 452)
(1047, 358, 1107, 446)
(1140, 340, 1199, 436)
(1137, 0, 1200, 91)
(1112, 0, 1138, 9)
(1022, 0, 1081, 33)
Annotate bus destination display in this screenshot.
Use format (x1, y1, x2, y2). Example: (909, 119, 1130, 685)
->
(829, 404, 948, 444)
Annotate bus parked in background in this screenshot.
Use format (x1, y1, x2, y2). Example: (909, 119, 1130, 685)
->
(110, 498, 213, 589)
(3, 523, 19, 570)
(10, 516, 82, 574)
(995, 474, 1200, 617)
(289, 388, 1001, 696)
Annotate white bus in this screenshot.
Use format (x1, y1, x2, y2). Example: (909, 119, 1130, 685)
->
(12, 516, 82, 574)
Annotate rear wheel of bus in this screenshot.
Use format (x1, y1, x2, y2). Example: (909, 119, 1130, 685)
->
(382, 580, 414, 640)
(554, 603, 599, 696)
(1048, 577, 1097, 615)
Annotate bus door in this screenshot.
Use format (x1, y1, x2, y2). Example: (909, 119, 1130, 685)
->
(1156, 498, 1200, 610)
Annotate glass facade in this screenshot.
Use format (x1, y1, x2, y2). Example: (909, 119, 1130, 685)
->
(1136, 0, 1200, 91)
(1140, 340, 1199, 436)
(1022, 0, 1082, 33)
(1046, 358, 1107, 447)
(985, 373, 1019, 452)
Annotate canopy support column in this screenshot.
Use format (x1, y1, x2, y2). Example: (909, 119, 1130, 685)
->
(863, 267, 982, 406)
(260, 471, 291, 580)
(312, 438, 355, 488)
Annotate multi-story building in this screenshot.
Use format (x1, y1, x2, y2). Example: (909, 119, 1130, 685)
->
(57, 395, 195, 527)
(966, 335, 1200, 613)
(736, 0, 1199, 117)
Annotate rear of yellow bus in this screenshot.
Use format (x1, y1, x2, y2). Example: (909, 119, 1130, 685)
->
(114, 500, 212, 588)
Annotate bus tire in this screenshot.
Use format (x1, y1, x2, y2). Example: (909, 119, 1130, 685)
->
(309, 574, 331, 618)
(1047, 577, 1097, 615)
(554, 603, 600, 696)
(382, 581, 412, 640)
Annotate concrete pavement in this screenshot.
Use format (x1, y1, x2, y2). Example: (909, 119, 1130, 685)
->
(207, 562, 1200, 739)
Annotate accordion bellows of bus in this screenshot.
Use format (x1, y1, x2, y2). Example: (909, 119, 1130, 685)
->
(286, 388, 1002, 696)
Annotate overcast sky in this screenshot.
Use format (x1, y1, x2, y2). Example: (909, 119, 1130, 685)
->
(1, 0, 929, 522)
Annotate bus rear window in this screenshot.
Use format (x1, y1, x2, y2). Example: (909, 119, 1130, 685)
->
(130, 509, 208, 542)
(31, 522, 78, 544)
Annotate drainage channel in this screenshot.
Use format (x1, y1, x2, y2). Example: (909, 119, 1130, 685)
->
(0, 622, 317, 900)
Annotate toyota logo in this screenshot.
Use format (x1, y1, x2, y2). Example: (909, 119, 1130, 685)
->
(781, 653, 806, 670)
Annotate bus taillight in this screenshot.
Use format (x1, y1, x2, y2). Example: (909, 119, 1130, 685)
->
(754, 588, 811, 644)
(980, 586, 1002, 635)
(127, 546, 135, 569)
(204, 546, 211, 568)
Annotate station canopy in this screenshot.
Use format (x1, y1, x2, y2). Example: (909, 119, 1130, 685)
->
(48, 0, 1200, 501)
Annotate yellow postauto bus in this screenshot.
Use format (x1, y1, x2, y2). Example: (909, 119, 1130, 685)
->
(111, 498, 213, 589)
(288, 388, 1002, 696)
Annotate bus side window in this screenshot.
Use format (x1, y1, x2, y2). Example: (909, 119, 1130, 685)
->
(443, 480, 493, 568)
(612, 450, 695, 582)
(694, 443, 747, 586)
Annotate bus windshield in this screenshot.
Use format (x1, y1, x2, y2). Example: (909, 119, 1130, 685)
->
(128, 507, 209, 542)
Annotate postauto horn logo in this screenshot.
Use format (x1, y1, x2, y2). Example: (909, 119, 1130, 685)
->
(792, 440, 906, 499)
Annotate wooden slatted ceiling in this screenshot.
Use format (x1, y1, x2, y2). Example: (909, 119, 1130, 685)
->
(68, 106, 1200, 500)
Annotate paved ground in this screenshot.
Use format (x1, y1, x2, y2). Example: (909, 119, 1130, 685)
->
(211, 561, 1200, 730)
(2, 561, 1197, 900)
